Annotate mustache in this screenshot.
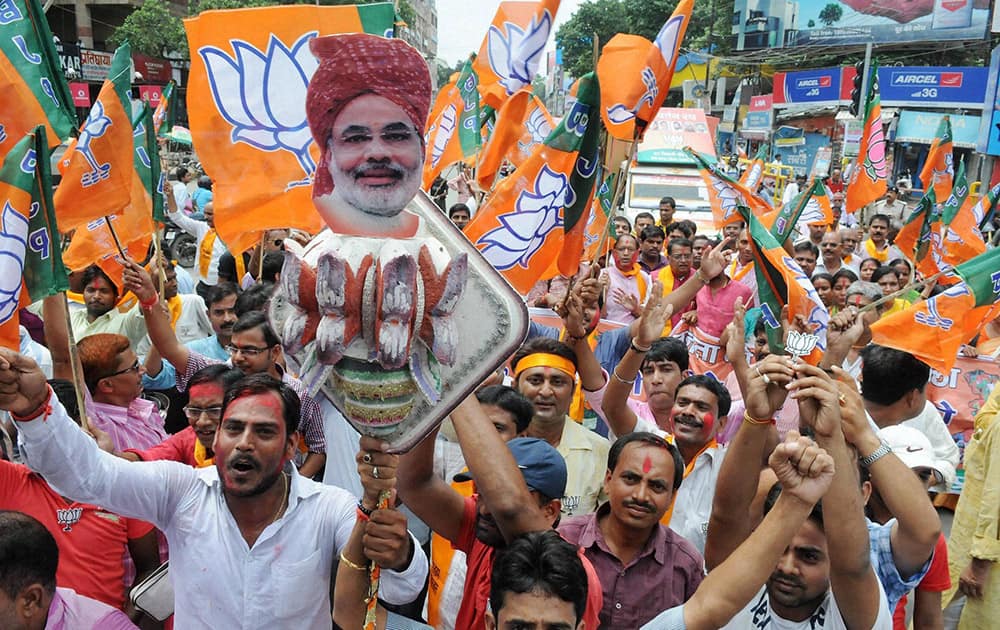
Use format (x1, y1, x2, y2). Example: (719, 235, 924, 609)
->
(623, 499, 654, 513)
(770, 572, 805, 589)
(228, 454, 259, 470)
(353, 162, 405, 180)
(673, 413, 702, 427)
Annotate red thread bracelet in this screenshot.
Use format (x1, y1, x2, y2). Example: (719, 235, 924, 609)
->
(139, 291, 159, 310)
(10, 386, 54, 423)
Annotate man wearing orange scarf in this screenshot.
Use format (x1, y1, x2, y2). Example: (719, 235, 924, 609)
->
(600, 234, 649, 324)
(168, 199, 228, 301)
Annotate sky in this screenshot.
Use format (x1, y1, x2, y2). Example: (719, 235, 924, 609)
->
(436, 0, 585, 67)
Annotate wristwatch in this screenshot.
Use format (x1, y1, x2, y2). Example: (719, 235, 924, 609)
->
(859, 441, 892, 468)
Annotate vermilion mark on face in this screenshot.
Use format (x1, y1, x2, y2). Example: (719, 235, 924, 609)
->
(188, 383, 223, 401)
(703, 412, 715, 433)
(642, 455, 652, 473)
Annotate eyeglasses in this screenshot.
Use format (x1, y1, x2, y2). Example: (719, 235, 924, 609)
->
(105, 359, 140, 378)
(183, 406, 223, 421)
(226, 344, 270, 357)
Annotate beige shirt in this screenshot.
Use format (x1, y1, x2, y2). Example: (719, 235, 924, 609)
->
(69, 305, 148, 349)
(557, 417, 609, 517)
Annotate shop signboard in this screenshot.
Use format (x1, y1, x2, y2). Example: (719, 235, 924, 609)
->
(743, 94, 773, 130)
(733, 0, 989, 51)
(978, 44, 1000, 155)
(68, 82, 90, 107)
(80, 48, 113, 82)
(772, 68, 849, 107)
(132, 53, 173, 84)
(843, 65, 988, 108)
(896, 110, 981, 149)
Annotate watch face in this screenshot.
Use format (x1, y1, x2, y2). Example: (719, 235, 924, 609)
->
(270, 190, 528, 452)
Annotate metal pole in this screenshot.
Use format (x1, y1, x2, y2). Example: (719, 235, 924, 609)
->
(858, 42, 873, 116)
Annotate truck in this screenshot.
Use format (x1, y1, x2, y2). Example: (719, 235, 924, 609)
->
(623, 108, 718, 235)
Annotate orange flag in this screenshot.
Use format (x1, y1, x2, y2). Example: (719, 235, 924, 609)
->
(894, 190, 943, 279)
(473, 0, 560, 110)
(476, 88, 553, 191)
(918, 116, 953, 203)
(845, 61, 887, 214)
(685, 148, 770, 228)
(52, 43, 134, 231)
(871, 248, 1000, 373)
(184, 4, 397, 255)
(939, 159, 986, 267)
(596, 0, 692, 141)
(422, 59, 480, 190)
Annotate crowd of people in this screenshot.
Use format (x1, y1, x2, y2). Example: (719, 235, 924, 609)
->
(0, 32, 997, 630)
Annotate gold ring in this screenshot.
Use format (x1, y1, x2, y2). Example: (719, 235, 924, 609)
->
(838, 393, 847, 406)
(372, 466, 379, 479)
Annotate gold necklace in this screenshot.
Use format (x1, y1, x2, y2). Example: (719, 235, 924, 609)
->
(269, 472, 288, 525)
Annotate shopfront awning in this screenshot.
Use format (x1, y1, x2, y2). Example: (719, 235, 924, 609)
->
(894, 110, 981, 149)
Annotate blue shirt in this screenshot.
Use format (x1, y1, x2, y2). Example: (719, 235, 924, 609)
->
(867, 518, 930, 611)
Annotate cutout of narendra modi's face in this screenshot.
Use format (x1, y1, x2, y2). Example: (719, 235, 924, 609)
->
(327, 93, 423, 217)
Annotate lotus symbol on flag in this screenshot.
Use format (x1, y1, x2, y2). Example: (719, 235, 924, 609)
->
(0, 202, 28, 325)
(429, 104, 457, 168)
(862, 119, 889, 183)
(487, 12, 552, 95)
(712, 179, 740, 222)
(933, 153, 954, 186)
(785, 330, 819, 359)
(77, 101, 114, 187)
(200, 32, 319, 190)
(477, 165, 573, 270)
(525, 108, 551, 145)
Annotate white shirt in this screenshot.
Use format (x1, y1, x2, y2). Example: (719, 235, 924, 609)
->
(168, 210, 227, 285)
(17, 393, 428, 629)
(629, 415, 725, 554)
(172, 181, 191, 211)
(719, 583, 892, 629)
(136, 294, 213, 357)
(19, 326, 52, 379)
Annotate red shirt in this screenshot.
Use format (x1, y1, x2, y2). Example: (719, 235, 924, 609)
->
(892, 533, 951, 630)
(0, 461, 154, 609)
(124, 426, 209, 467)
(452, 495, 603, 630)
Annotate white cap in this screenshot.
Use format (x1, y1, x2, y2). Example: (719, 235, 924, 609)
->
(878, 425, 941, 478)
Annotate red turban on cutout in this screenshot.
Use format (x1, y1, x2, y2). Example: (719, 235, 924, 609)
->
(306, 33, 432, 197)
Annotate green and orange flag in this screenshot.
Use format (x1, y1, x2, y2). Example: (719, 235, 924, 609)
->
(766, 178, 834, 245)
(739, 204, 829, 360)
(582, 171, 615, 261)
(0, 0, 76, 157)
(939, 158, 986, 267)
(740, 144, 769, 192)
(53, 42, 134, 232)
(63, 104, 159, 277)
(153, 80, 176, 137)
(476, 87, 553, 191)
(871, 247, 1000, 373)
(685, 148, 771, 228)
(465, 72, 601, 293)
(596, 0, 692, 141)
(894, 189, 943, 278)
(845, 60, 887, 214)
(422, 57, 481, 190)
(919, 116, 953, 203)
(0, 127, 69, 349)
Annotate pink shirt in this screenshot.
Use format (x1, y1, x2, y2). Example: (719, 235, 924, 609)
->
(695, 280, 754, 337)
(45, 587, 137, 630)
(86, 397, 167, 453)
(600, 265, 650, 324)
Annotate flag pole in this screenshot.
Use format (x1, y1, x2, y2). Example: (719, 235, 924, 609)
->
(103, 215, 128, 260)
(857, 268, 949, 314)
(60, 294, 91, 432)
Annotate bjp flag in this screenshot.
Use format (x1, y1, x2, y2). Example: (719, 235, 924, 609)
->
(940, 158, 986, 267)
(767, 178, 834, 245)
(919, 116, 954, 203)
(465, 72, 600, 294)
(63, 105, 159, 276)
(740, 144, 769, 192)
(894, 190, 943, 278)
(184, 3, 396, 256)
(422, 58, 480, 190)
(0, 0, 76, 157)
(686, 148, 770, 228)
(473, 0, 560, 110)
(596, 0, 692, 141)
(476, 88, 553, 191)
(53, 43, 134, 231)
(0, 127, 69, 349)
(872, 248, 1000, 373)
(153, 80, 176, 136)
(739, 205, 829, 360)
(582, 172, 615, 261)
(845, 61, 887, 214)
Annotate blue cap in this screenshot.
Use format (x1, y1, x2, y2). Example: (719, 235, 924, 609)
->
(454, 437, 567, 500)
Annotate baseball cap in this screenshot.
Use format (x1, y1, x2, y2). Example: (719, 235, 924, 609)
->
(879, 425, 941, 478)
(454, 437, 567, 500)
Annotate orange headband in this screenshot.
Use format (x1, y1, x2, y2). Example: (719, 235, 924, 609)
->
(513, 353, 576, 379)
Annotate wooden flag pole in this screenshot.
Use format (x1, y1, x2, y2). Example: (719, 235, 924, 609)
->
(60, 294, 91, 432)
(857, 268, 949, 314)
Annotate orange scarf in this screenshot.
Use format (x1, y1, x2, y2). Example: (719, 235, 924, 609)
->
(728, 259, 753, 282)
(864, 238, 889, 263)
(660, 437, 718, 526)
(198, 229, 218, 278)
(166, 295, 183, 328)
(193, 437, 214, 468)
(619, 263, 648, 302)
(559, 328, 599, 422)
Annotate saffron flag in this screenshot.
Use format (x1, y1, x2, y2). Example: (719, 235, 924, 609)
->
(894, 190, 943, 278)
(685, 148, 770, 228)
(153, 80, 176, 136)
(422, 58, 480, 190)
(740, 144, 769, 192)
(0, 0, 76, 156)
(971, 181, 1000, 236)
(0, 127, 69, 349)
(476, 88, 553, 191)
(63, 105, 159, 276)
(464, 72, 601, 294)
(52, 42, 134, 231)
(739, 205, 829, 360)
(871, 248, 1000, 373)
(918, 115, 954, 202)
(845, 61, 887, 214)
(473, 0, 560, 110)
(940, 158, 986, 267)
(582, 172, 615, 261)
(596, 0, 692, 141)
(184, 3, 396, 256)
(767, 178, 834, 245)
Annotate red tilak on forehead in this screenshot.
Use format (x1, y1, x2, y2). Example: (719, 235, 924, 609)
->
(642, 455, 652, 474)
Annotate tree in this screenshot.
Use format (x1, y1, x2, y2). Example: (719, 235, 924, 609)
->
(818, 3, 843, 26)
(556, 0, 733, 80)
(108, 0, 186, 57)
(807, 19, 815, 28)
